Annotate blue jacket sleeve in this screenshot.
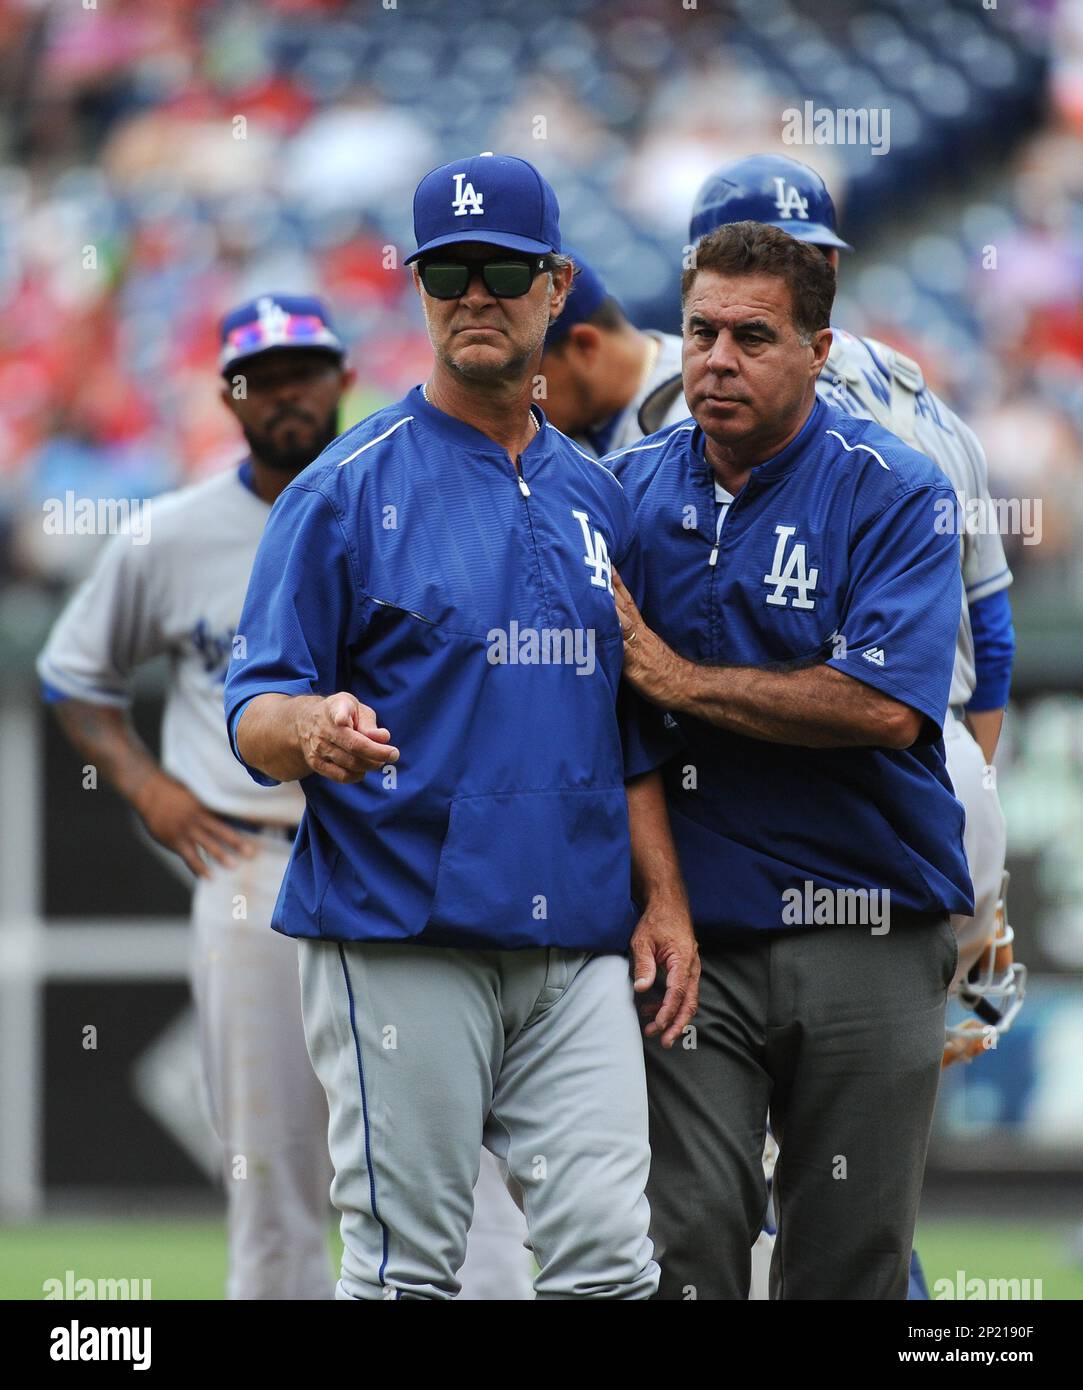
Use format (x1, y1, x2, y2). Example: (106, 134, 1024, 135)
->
(826, 486, 963, 742)
(224, 483, 366, 786)
(967, 588, 1015, 712)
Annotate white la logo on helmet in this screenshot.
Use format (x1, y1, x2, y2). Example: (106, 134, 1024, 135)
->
(451, 172, 484, 217)
(772, 177, 809, 221)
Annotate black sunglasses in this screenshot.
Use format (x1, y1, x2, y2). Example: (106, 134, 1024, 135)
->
(418, 255, 549, 300)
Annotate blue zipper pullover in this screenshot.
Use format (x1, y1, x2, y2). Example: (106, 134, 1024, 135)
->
(225, 387, 667, 950)
(607, 396, 975, 936)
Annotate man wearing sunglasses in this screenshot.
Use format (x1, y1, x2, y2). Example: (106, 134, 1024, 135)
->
(224, 154, 697, 1299)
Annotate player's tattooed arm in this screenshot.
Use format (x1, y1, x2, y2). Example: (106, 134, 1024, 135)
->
(236, 691, 400, 784)
(52, 700, 162, 807)
(51, 700, 253, 877)
(612, 570, 922, 750)
(626, 769, 699, 1047)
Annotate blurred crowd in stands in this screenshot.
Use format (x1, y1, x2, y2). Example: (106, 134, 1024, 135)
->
(1, 0, 1080, 603)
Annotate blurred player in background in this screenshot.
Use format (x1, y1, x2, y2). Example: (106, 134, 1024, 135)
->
(36, 294, 344, 1299)
(36, 294, 532, 1301)
(538, 256, 684, 455)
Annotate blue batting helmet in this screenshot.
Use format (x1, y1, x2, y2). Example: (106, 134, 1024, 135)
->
(689, 155, 853, 251)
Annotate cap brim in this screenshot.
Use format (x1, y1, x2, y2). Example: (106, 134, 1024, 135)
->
(405, 230, 558, 263)
(219, 342, 345, 377)
(772, 221, 853, 252)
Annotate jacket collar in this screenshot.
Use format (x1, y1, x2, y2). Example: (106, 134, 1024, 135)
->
(407, 384, 549, 466)
(691, 395, 826, 487)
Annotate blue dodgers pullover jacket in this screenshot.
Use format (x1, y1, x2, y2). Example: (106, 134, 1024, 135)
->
(225, 387, 668, 950)
(607, 396, 975, 936)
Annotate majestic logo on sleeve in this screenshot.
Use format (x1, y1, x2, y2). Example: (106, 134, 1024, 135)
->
(451, 173, 484, 216)
(572, 510, 613, 594)
(772, 178, 810, 221)
(764, 525, 818, 609)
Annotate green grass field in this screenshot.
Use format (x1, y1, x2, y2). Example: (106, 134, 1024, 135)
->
(2, 1218, 1081, 1299)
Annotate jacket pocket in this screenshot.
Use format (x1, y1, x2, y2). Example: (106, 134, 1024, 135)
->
(427, 787, 634, 949)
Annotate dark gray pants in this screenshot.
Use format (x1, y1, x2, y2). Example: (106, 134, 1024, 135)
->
(645, 914, 957, 1300)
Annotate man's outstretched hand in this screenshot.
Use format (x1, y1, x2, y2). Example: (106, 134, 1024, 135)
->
(295, 692, 399, 783)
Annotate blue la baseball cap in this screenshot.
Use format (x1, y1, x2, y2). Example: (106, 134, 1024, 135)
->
(405, 153, 561, 263)
(544, 252, 608, 348)
(218, 294, 346, 376)
(690, 155, 853, 251)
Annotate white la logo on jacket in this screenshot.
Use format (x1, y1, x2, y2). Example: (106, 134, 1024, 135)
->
(451, 173, 484, 216)
(572, 510, 612, 593)
(764, 524, 818, 608)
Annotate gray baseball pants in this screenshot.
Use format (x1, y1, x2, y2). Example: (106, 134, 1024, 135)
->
(300, 940, 659, 1300)
(644, 913, 957, 1300)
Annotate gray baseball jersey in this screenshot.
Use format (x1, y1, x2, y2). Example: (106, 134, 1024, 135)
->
(570, 330, 685, 458)
(636, 326, 1013, 711)
(37, 466, 306, 824)
(819, 328, 1012, 710)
